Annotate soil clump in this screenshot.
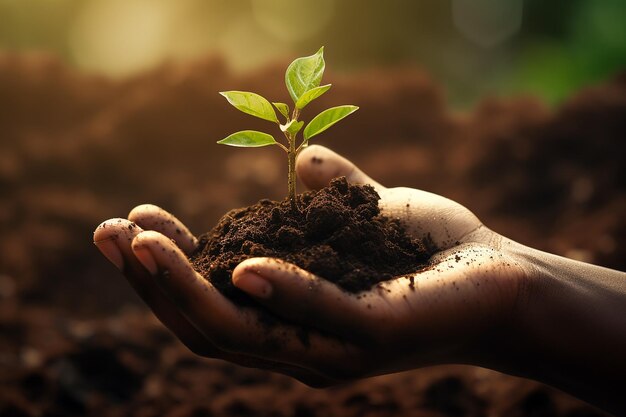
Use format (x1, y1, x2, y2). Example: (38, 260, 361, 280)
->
(191, 177, 433, 301)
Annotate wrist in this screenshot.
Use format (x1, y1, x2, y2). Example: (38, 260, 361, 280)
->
(483, 237, 626, 414)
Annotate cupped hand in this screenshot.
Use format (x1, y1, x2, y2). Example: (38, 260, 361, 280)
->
(94, 145, 527, 385)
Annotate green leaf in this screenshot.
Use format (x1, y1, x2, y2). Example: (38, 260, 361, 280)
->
(280, 120, 304, 136)
(285, 46, 325, 103)
(220, 91, 279, 123)
(295, 84, 331, 110)
(303, 105, 359, 140)
(217, 130, 278, 147)
(272, 102, 290, 120)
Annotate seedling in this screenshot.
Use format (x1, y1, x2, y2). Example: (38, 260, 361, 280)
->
(217, 47, 358, 211)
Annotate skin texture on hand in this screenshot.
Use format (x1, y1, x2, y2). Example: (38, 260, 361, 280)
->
(94, 145, 625, 414)
(93, 145, 524, 382)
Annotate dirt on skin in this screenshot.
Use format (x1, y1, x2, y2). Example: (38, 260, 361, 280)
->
(191, 177, 432, 301)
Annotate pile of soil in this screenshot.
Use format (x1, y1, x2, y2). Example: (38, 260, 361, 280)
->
(192, 177, 432, 301)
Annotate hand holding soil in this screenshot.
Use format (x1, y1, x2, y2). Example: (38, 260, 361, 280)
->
(94, 145, 626, 415)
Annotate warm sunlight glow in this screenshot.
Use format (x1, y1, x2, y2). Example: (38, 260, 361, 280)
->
(69, 0, 174, 77)
(251, 0, 335, 42)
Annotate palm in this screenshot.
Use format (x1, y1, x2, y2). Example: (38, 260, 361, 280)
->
(371, 185, 523, 343)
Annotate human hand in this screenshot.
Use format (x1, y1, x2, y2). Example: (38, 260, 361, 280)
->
(93, 145, 526, 386)
(232, 145, 527, 375)
(93, 205, 342, 386)
(259, 146, 626, 415)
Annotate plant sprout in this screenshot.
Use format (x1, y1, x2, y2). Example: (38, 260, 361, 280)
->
(217, 47, 358, 211)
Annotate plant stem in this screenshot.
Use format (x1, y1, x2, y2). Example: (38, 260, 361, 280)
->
(287, 133, 298, 211)
(286, 107, 302, 212)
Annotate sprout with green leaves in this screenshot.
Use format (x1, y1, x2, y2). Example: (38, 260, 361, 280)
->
(217, 47, 358, 211)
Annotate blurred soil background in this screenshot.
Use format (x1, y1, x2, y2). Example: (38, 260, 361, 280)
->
(1, 0, 625, 416)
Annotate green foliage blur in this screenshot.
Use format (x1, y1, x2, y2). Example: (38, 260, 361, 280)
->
(507, 0, 626, 104)
(0, 0, 624, 106)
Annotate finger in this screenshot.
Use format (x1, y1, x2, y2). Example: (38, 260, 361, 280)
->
(378, 187, 483, 250)
(93, 219, 219, 357)
(296, 145, 385, 191)
(135, 231, 366, 379)
(94, 223, 332, 378)
(232, 258, 390, 343)
(128, 204, 198, 255)
(93, 218, 144, 275)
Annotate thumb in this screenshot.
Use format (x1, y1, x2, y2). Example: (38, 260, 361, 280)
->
(296, 145, 384, 191)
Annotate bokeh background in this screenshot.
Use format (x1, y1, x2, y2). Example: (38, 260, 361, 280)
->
(2, 0, 626, 105)
(1, 1, 625, 416)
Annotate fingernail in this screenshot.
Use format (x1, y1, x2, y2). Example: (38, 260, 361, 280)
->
(94, 240, 124, 270)
(234, 273, 273, 298)
(133, 247, 158, 275)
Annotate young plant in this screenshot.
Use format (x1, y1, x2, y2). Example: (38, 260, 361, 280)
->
(217, 47, 358, 211)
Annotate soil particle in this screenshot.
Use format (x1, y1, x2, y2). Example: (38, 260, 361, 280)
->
(191, 177, 433, 302)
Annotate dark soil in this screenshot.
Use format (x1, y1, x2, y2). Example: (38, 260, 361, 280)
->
(191, 177, 432, 301)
